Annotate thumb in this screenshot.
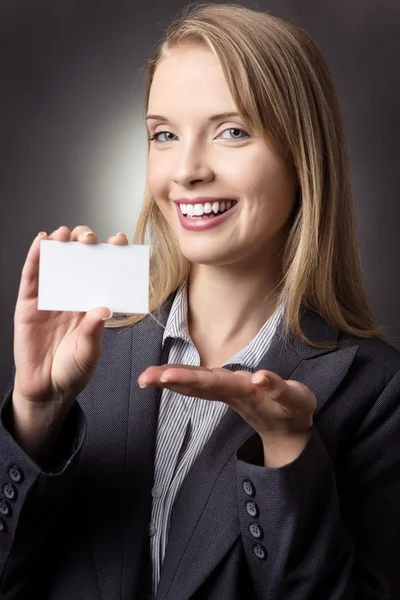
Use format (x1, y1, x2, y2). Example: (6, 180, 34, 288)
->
(252, 370, 316, 416)
(75, 307, 113, 369)
(80, 307, 113, 337)
(285, 379, 317, 415)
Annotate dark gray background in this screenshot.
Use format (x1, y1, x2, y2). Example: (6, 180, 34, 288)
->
(1, 0, 399, 389)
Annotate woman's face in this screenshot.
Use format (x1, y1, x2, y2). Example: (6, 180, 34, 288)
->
(146, 43, 298, 269)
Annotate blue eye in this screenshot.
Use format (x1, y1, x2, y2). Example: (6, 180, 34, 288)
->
(150, 131, 178, 143)
(219, 128, 249, 140)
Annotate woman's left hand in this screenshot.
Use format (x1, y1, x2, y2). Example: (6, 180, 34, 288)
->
(138, 365, 316, 467)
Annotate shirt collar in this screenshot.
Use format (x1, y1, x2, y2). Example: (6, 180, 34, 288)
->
(162, 283, 190, 345)
(162, 282, 285, 370)
(224, 302, 284, 369)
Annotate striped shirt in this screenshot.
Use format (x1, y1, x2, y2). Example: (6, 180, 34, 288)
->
(150, 285, 284, 594)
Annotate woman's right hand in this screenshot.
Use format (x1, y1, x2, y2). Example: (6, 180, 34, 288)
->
(11, 225, 128, 461)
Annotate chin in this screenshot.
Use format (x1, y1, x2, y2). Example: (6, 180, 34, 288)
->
(179, 245, 222, 266)
(181, 252, 221, 266)
(179, 243, 240, 268)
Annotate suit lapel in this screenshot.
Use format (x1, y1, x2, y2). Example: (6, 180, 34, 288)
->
(157, 307, 359, 600)
(119, 307, 174, 597)
(79, 302, 173, 599)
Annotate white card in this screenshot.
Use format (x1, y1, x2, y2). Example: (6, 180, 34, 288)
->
(38, 240, 149, 313)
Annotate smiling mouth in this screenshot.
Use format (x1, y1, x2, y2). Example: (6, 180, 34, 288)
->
(178, 200, 237, 219)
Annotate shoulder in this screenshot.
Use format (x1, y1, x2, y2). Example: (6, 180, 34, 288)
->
(298, 306, 400, 384)
(294, 308, 400, 400)
(338, 331, 400, 386)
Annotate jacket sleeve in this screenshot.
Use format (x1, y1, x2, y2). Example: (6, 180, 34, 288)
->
(235, 369, 400, 600)
(0, 373, 86, 600)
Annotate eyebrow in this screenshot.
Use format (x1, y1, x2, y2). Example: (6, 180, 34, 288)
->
(146, 111, 240, 122)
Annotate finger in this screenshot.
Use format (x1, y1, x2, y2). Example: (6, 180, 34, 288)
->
(70, 225, 98, 243)
(140, 363, 213, 383)
(252, 370, 316, 415)
(17, 232, 48, 301)
(48, 225, 72, 242)
(139, 366, 232, 401)
(141, 366, 255, 400)
(138, 364, 237, 389)
(106, 233, 129, 245)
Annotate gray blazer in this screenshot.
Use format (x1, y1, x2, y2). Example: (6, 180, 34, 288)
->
(1, 299, 400, 599)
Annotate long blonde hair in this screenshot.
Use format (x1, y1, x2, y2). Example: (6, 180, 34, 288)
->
(107, 3, 381, 343)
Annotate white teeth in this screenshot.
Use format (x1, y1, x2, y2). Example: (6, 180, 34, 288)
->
(179, 200, 235, 217)
(194, 203, 204, 216)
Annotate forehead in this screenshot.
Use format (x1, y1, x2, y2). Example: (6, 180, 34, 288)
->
(148, 44, 237, 116)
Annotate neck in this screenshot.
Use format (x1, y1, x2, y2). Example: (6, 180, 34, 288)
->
(187, 255, 283, 367)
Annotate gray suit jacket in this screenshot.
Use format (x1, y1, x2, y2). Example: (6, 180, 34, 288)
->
(1, 300, 400, 599)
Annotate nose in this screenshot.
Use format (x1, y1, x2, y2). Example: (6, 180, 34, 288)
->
(173, 141, 214, 188)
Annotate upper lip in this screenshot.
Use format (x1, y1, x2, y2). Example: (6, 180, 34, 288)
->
(172, 197, 236, 205)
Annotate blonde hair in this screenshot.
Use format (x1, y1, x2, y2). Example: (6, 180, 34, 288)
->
(107, 3, 381, 343)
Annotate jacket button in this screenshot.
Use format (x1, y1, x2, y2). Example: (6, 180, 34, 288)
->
(253, 543, 267, 560)
(3, 483, 16, 501)
(0, 500, 11, 516)
(249, 522, 263, 539)
(245, 500, 259, 518)
(0, 518, 6, 532)
(242, 480, 255, 497)
(8, 466, 23, 483)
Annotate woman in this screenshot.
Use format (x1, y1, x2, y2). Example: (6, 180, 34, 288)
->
(1, 4, 400, 599)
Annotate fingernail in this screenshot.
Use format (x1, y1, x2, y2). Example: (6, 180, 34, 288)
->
(252, 373, 270, 387)
(37, 231, 47, 237)
(138, 376, 148, 388)
(102, 310, 113, 321)
(84, 231, 95, 237)
(160, 375, 169, 383)
(116, 232, 126, 237)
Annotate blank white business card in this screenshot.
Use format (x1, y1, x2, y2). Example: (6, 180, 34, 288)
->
(38, 240, 149, 313)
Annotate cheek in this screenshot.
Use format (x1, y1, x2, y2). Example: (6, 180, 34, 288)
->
(146, 152, 169, 199)
(244, 164, 297, 227)
(146, 157, 175, 223)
